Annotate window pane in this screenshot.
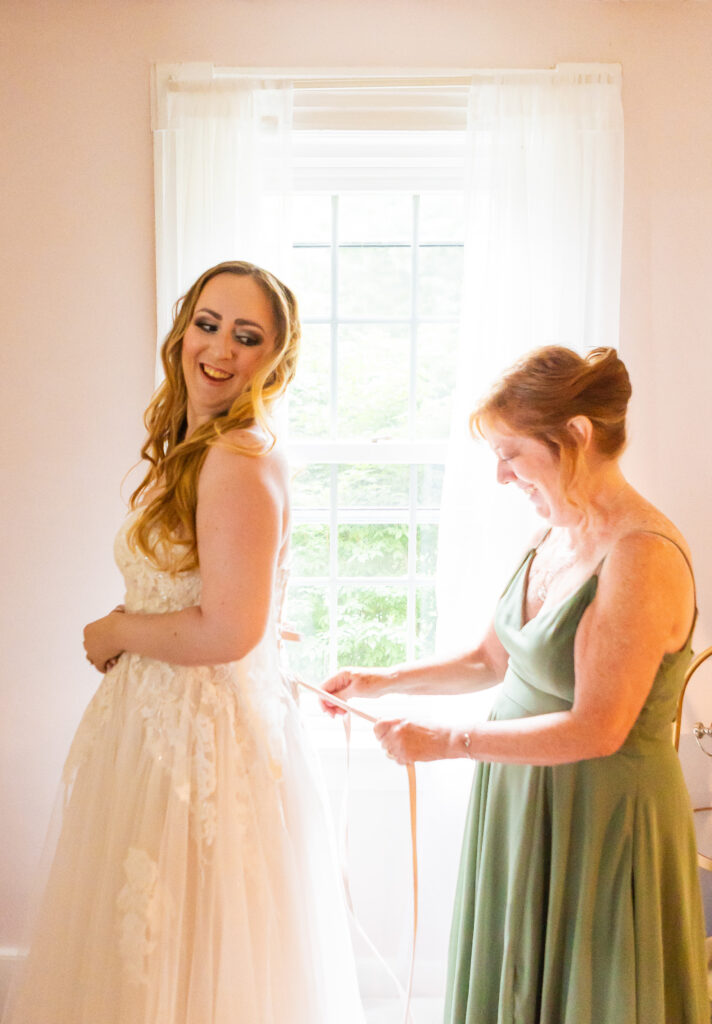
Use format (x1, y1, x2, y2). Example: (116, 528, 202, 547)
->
(292, 194, 332, 244)
(416, 321, 459, 439)
(292, 524, 330, 577)
(289, 323, 330, 439)
(415, 585, 437, 659)
(284, 585, 329, 680)
(338, 246, 411, 319)
(338, 524, 408, 577)
(337, 323, 409, 439)
(416, 524, 438, 576)
(417, 464, 445, 508)
(337, 586, 407, 667)
(339, 193, 412, 244)
(292, 464, 331, 509)
(338, 464, 410, 508)
(418, 245, 463, 319)
(419, 193, 466, 244)
(286, 186, 465, 687)
(292, 246, 331, 318)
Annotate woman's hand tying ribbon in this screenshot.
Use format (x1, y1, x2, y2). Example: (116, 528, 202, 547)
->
(320, 666, 393, 717)
(374, 718, 457, 764)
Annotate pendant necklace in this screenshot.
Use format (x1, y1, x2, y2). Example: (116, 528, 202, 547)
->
(534, 544, 578, 603)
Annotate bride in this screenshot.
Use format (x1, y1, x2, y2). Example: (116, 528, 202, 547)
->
(3, 261, 365, 1024)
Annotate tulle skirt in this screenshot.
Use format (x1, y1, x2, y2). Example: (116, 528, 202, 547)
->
(3, 650, 365, 1024)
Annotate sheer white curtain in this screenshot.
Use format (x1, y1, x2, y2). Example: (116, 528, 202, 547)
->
(152, 69, 294, 376)
(436, 65, 624, 655)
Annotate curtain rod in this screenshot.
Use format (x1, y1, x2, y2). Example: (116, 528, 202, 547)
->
(213, 66, 534, 81)
(152, 63, 621, 129)
(167, 63, 621, 86)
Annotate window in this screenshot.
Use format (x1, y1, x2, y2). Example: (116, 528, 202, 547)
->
(281, 129, 466, 698)
(152, 65, 624, 706)
(286, 190, 465, 680)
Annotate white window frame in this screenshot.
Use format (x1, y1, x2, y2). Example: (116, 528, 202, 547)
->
(286, 187, 465, 677)
(282, 97, 470, 690)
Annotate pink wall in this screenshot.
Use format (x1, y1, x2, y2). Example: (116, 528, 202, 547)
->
(2, 0, 712, 948)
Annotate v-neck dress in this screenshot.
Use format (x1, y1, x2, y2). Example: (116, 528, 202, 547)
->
(444, 542, 708, 1024)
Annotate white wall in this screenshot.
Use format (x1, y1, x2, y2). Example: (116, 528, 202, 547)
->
(2, 0, 712, 992)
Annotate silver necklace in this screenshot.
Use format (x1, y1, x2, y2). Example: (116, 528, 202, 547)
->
(535, 559, 576, 602)
(532, 541, 578, 602)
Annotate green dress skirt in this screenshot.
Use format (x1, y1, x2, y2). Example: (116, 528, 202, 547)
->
(445, 543, 709, 1023)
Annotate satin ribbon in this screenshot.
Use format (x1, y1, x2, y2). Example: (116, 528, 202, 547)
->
(295, 678, 419, 1024)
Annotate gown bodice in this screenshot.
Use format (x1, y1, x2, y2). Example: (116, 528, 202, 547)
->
(115, 512, 289, 628)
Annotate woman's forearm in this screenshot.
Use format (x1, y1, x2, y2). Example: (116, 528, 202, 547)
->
(451, 708, 623, 765)
(379, 707, 623, 767)
(380, 650, 502, 697)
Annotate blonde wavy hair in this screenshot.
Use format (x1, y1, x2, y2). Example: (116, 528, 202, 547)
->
(128, 260, 300, 572)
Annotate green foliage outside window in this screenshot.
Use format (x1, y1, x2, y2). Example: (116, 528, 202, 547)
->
(337, 586, 408, 667)
(285, 191, 462, 680)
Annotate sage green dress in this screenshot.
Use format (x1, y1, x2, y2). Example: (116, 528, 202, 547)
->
(445, 537, 709, 1024)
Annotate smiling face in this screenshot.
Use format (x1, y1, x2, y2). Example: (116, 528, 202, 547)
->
(181, 272, 279, 435)
(482, 419, 574, 525)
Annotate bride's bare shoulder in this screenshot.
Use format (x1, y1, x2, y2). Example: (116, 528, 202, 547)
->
(203, 425, 289, 496)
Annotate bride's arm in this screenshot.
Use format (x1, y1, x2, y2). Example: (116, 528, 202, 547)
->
(83, 444, 287, 668)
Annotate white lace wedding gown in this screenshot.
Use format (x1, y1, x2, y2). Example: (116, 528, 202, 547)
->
(3, 516, 365, 1024)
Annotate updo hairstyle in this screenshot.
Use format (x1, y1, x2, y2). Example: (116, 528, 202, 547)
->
(470, 346, 632, 494)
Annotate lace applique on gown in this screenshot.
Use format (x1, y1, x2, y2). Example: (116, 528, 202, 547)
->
(3, 517, 365, 1024)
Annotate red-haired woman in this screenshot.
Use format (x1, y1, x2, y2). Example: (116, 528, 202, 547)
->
(324, 346, 708, 1023)
(4, 263, 364, 1024)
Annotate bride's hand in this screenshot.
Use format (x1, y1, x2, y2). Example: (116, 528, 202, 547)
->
(83, 606, 125, 672)
(320, 667, 390, 716)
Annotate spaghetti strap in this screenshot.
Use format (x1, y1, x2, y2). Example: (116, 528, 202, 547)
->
(500, 530, 551, 602)
(602, 530, 698, 644)
(598, 529, 695, 586)
(624, 530, 696, 604)
(534, 528, 552, 552)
